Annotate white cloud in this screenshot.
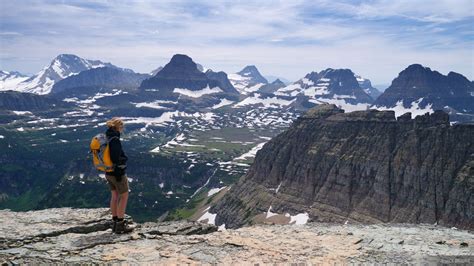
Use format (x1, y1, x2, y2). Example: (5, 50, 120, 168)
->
(1, 0, 472, 84)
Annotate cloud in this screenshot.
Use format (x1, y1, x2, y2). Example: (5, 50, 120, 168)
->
(0, 0, 472, 83)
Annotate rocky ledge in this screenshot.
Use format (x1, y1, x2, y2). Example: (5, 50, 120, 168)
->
(0, 208, 473, 264)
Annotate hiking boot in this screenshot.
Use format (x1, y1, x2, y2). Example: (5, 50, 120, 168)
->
(112, 221, 117, 233)
(115, 220, 134, 234)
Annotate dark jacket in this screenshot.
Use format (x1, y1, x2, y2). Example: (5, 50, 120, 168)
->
(106, 128, 128, 178)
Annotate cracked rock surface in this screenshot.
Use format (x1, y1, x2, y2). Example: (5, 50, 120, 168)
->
(0, 208, 473, 264)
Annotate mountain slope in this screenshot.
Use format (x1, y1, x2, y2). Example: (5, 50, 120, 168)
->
(258, 79, 286, 94)
(205, 70, 239, 95)
(274, 69, 373, 112)
(51, 67, 150, 96)
(0, 71, 30, 91)
(17, 54, 116, 95)
(356, 75, 381, 100)
(211, 105, 474, 229)
(0, 91, 72, 111)
(228, 65, 268, 95)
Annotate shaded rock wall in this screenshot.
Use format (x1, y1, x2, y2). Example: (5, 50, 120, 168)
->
(213, 106, 474, 229)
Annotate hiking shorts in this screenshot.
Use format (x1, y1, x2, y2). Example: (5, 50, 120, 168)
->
(105, 174, 129, 194)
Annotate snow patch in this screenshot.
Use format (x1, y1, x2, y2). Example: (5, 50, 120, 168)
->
(211, 99, 235, 109)
(289, 212, 309, 225)
(208, 187, 226, 197)
(243, 83, 264, 94)
(190, 175, 212, 198)
(234, 94, 295, 108)
(266, 206, 278, 218)
(373, 98, 434, 118)
(12, 111, 33, 115)
(135, 101, 174, 109)
(173, 85, 222, 98)
(234, 142, 266, 161)
(198, 210, 217, 225)
(311, 98, 370, 113)
(275, 182, 282, 193)
(301, 78, 314, 86)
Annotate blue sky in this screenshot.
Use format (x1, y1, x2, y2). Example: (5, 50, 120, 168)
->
(0, 0, 473, 85)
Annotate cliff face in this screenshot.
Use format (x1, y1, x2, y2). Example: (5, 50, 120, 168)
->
(212, 105, 474, 229)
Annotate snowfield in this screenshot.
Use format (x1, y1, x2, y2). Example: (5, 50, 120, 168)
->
(234, 142, 267, 161)
(372, 98, 434, 118)
(173, 85, 222, 98)
(234, 94, 295, 108)
(211, 99, 235, 109)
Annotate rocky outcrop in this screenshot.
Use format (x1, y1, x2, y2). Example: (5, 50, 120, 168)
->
(0, 208, 472, 264)
(212, 104, 474, 229)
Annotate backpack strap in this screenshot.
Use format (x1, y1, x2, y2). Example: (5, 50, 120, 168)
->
(107, 136, 118, 143)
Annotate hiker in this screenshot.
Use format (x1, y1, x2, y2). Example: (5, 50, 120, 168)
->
(105, 117, 133, 234)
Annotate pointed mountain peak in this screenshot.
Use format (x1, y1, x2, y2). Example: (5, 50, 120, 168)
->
(238, 65, 258, 73)
(271, 79, 285, 85)
(236, 65, 268, 84)
(238, 65, 262, 76)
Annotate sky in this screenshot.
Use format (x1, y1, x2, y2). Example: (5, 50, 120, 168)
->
(0, 0, 473, 85)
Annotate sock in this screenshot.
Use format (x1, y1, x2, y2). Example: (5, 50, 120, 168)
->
(113, 216, 118, 221)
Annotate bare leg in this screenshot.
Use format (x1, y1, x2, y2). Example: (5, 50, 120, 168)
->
(110, 190, 119, 217)
(117, 191, 129, 218)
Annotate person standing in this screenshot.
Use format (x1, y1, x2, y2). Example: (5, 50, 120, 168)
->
(105, 117, 133, 234)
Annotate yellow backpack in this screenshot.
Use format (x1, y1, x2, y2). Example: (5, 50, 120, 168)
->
(90, 133, 116, 172)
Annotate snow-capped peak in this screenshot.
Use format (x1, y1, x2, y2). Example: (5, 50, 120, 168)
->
(0, 70, 30, 92)
(274, 69, 373, 112)
(17, 54, 116, 95)
(228, 65, 268, 95)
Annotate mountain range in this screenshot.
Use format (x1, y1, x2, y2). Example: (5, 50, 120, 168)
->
(1, 53, 473, 224)
(3, 53, 473, 122)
